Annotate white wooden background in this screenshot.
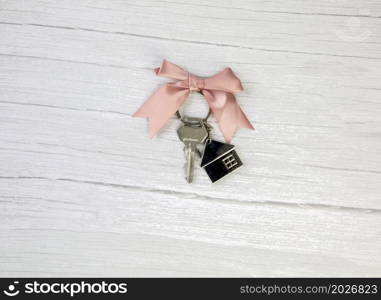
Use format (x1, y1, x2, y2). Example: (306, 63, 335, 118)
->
(0, 0, 380, 277)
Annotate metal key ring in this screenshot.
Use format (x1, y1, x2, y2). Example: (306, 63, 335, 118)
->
(175, 108, 211, 126)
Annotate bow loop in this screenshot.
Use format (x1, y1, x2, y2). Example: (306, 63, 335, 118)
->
(133, 60, 254, 142)
(204, 68, 243, 93)
(154, 59, 188, 80)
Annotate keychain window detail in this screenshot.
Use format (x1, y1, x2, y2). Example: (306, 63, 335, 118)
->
(222, 154, 238, 170)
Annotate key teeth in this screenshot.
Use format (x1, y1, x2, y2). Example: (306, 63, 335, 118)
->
(185, 163, 194, 183)
(184, 162, 190, 183)
(184, 157, 194, 183)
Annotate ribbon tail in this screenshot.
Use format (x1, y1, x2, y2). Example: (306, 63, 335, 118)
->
(203, 90, 254, 143)
(133, 84, 189, 138)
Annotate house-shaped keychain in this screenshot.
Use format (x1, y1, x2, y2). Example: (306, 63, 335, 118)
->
(200, 140, 243, 182)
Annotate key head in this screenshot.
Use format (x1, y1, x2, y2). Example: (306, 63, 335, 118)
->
(177, 124, 209, 145)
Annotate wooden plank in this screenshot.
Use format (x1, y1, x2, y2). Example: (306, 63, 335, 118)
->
(0, 0, 380, 59)
(0, 178, 380, 276)
(0, 99, 380, 209)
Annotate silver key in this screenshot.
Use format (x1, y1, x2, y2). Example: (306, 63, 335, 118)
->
(177, 121, 209, 183)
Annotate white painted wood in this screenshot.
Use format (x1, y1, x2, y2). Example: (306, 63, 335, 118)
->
(0, 0, 380, 276)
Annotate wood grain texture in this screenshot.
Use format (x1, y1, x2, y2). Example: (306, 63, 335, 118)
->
(0, 0, 380, 276)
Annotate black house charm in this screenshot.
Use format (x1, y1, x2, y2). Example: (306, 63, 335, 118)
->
(200, 140, 243, 182)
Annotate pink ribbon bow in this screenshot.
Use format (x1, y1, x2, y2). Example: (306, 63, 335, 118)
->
(133, 60, 254, 142)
